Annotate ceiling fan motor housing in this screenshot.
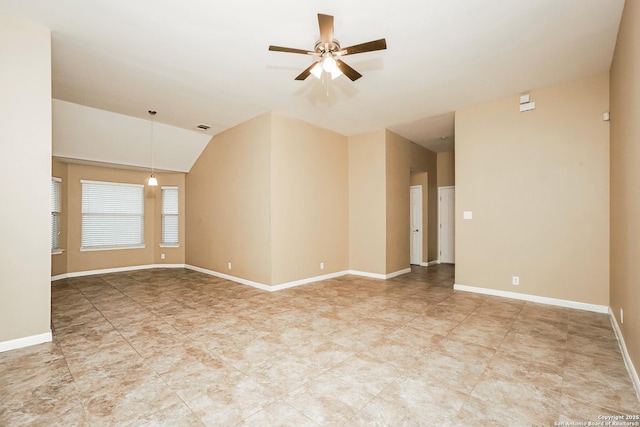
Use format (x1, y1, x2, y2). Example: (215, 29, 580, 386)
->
(314, 39, 341, 54)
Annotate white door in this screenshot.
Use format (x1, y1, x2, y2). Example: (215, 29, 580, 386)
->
(410, 186, 422, 265)
(439, 187, 455, 263)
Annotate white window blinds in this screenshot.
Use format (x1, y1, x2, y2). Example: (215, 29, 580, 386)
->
(161, 186, 179, 245)
(81, 180, 144, 249)
(51, 177, 61, 250)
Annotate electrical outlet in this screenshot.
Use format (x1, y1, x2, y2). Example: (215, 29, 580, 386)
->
(227, 262, 232, 270)
(160, 253, 165, 260)
(320, 262, 324, 270)
(621, 308, 624, 324)
(512, 276, 520, 285)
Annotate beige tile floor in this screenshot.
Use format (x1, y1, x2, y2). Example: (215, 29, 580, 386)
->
(1, 265, 639, 426)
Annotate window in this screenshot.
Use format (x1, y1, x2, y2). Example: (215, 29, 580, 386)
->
(81, 180, 144, 250)
(51, 177, 61, 251)
(161, 186, 179, 246)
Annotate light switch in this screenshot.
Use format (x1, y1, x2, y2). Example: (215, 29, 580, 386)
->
(463, 211, 473, 220)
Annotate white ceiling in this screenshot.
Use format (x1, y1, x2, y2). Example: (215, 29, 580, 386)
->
(0, 0, 625, 162)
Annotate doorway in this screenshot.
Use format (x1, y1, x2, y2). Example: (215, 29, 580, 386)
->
(439, 186, 455, 263)
(410, 185, 423, 265)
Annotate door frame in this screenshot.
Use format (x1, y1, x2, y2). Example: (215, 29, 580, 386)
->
(438, 186, 455, 264)
(410, 185, 423, 265)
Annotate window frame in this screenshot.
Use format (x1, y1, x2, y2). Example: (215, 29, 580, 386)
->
(160, 185, 179, 247)
(51, 177, 62, 254)
(80, 179, 145, 251)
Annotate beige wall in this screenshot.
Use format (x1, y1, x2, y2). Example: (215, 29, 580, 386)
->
(386, 131, 412, 273)
(187, 112, 349, 286)
(186, 113, 272, 285)
(0, 14, 52, 343)
(187, 118, 436, 281)
(455, 74, 610, 305)
(270, 114, 348, 284)
(385, 130, 438, 271)
(60, 163, 186, 274)
(348, 130, 387, 274)
(610, 0, 640, 376)
(348, 129, 437, 274)
(437, 150, 455, 187)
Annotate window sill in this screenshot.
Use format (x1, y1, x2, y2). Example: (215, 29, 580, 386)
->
(80, 245, 146, 252)
(159, 244, 180, 248)
(51, 249, 65, 255)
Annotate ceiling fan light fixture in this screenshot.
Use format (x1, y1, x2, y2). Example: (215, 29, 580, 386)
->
(268, 13, 386, 82)
(310, 62, 323, 79)
(322, 54, 337, 73)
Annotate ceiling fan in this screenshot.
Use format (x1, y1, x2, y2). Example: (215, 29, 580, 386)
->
(269, 13, 387, 81)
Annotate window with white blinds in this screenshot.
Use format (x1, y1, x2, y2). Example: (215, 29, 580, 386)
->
(161, 186, 179, 245)
(51, 177, 61, 250)
(81, 180, 144, 250)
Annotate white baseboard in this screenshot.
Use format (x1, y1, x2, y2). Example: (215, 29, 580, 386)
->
(51, 264, 186, 281)
(385, 268, 412, 279)
(453, 283, 609, 314)
(0, 331, 52, 353)
(185, 265, 349, 292)
(185, 265, 413, 291)
(420, 261, 440, 267)
(271, 270, 349, 291)
(346, 268, 412, 280)
(52, 263, 412, 291)
(185, 265, 272, 290)
(609, 308, 640, 401)
(347, 270, 386, 280)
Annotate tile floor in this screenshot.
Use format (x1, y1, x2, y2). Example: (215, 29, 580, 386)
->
(1, 265, 639, 426)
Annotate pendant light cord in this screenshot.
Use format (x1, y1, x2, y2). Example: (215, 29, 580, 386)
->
(148, 110, 158, 186)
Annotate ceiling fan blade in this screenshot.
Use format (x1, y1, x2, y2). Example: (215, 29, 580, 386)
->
(269, 45, 311, 55)
(336, 59, 362, 81)
(295, 62, 318, 81)
(341, 39, 387, 56)
(318, 14, 334, 44)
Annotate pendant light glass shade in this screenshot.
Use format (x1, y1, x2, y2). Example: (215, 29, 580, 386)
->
(148, 174, 158, 186)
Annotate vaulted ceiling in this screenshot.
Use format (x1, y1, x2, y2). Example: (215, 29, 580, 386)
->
(1, 0, 625, 169)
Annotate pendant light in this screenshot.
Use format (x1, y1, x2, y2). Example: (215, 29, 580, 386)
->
(147, 110, 158, 186)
